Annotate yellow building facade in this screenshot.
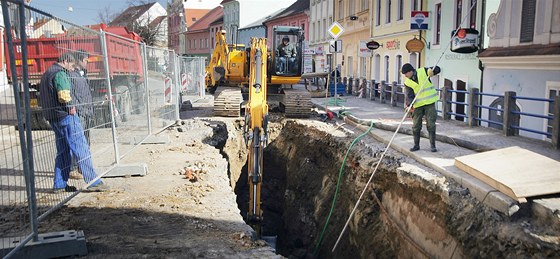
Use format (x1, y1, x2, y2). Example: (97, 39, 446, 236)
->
(370, 0, 427, 85)
(334, 0, 371, 79)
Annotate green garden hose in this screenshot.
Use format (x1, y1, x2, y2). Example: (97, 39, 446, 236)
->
(313, 120, 374, 255)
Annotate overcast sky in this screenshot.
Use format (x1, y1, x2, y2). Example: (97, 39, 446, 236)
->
(29, 0, 169, 26)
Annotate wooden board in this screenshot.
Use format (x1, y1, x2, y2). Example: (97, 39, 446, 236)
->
(454, 146, 560, 202)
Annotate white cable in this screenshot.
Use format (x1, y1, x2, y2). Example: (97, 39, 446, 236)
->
(331, 1, 479, 252)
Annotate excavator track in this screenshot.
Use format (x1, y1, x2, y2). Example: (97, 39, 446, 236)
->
(213, 87, 243, 117)
(280, 89, 312, 118)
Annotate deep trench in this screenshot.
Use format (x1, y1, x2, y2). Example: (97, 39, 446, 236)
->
(207, 119, 559, 258)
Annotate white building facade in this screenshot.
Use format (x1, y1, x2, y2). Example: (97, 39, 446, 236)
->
(309, 0, 333, 73)
(479, 0, 560, 140)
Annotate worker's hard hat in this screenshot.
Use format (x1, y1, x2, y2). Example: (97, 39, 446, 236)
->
(282, 36, 290, 42)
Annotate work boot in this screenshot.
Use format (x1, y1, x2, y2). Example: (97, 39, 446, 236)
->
(429, 131, 437, 152)
(86, 183, 110, 192)
(410, 131, 420, 152)
(53, 185, 77, 193)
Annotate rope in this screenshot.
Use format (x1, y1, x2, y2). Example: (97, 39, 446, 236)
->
(330, 0, 480, 253)
(313, 121, 374, 256)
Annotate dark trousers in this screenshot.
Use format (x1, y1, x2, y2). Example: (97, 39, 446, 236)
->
(412, 103, 437, 135)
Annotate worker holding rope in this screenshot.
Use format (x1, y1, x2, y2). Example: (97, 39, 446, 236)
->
(401, 63, 441, 152)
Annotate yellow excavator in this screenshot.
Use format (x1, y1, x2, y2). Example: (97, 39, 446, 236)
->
(205, 26, 311, 117)
(205, 27, 310, 241)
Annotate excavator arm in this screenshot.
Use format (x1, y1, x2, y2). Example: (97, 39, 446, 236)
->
(244, 37, 269, 236)
(205, 30, 229, 88)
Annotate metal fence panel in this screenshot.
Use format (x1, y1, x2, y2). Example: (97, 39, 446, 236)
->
(0, 1, 186, 256)
(145, 46, 178, 133)
(102, 32, 150, 160)
(0, 55, 32, 258)
(177, 56, 206, 98)
(2, 2, 117, 217)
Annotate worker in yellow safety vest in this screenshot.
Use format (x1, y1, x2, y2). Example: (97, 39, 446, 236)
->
(401, 63, 441, 152)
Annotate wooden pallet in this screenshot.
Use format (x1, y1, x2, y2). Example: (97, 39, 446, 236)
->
(213, 88, 242, 117)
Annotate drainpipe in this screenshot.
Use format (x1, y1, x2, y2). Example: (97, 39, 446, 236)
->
(478, 0, 486, 94)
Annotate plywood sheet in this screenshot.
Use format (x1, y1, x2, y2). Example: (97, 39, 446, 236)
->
(454, 146, 560, 201)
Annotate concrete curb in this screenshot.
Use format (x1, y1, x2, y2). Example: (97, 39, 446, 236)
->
(314, 101, 493, 152)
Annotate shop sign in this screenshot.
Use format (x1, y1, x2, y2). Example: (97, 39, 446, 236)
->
(450, 28, 479, 54)
(359, 41, 373, 57)
(405, 38, 424, 53)
(365, 40, 381, 50)
(316, 46, 324, 56)
(411, 11, 429, 30)
(386, 39, 400, 50)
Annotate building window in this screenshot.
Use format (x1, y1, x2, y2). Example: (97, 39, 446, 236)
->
(386, 0, 392, 24)
(520, 0, 536, 43)
(455, 0, 462, 28)
(395, 55, 402, 84)
(323, 18, 327, 40)
(374, 54, 381, 81)
(361, 0, 369, 11)
(318, 20, 322, 40)
(384, 56, 390, 81)
(397, 0, 404, 20)
(409, 53, 418, 68)
(349, 0, 354, 16)
(347, 56, 354, 76)
(469, 0, 477, 28)
(338, 0, 344, 19)
(546, 86, 560, 139)
(435, 3, 441, 45)
(312, 22, 316, 42)
(376, 0, 381, 26)
(411, 0, 419, 11)
(360, 57, 367, 78)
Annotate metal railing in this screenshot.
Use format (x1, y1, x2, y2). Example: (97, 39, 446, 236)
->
(0, 1, 205, 257)
(510, 96, 555, 138)
(338, 76, 559, 148)
(474, 92, 504, 127)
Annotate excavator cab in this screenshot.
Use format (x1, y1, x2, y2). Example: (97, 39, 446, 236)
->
(271, 26, 304, 77)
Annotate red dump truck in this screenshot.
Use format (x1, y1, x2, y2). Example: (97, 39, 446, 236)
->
(5, 23, 145, 129)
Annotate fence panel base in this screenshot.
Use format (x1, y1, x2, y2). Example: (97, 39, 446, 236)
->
(1, 230, 87, 259)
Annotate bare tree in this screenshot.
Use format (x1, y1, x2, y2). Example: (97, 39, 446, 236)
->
(126, 0, 154, 6)
(99, 1, 166, 47)
(97, 4, 118, 24)
(129, 16, 166, 47)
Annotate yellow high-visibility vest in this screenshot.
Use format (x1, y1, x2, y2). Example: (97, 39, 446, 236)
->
(404, 68, 439, 108)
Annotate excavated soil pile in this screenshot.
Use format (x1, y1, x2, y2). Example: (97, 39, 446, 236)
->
(232, 120, 560, 258)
